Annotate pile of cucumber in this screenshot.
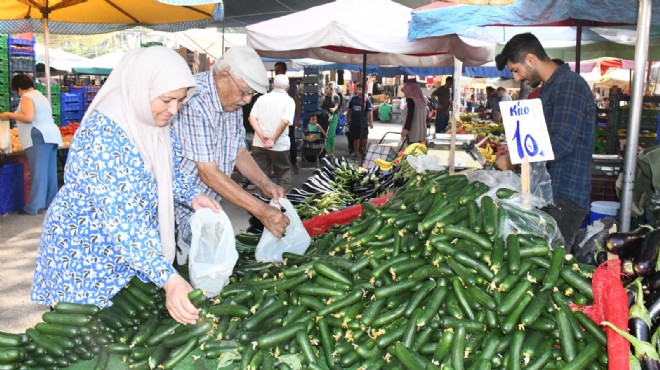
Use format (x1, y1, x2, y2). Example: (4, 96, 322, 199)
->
(0, 170, 612, 369)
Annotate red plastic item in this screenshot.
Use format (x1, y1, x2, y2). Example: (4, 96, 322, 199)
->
(302, 193, 393, 237)
(577, 259, 629, 370)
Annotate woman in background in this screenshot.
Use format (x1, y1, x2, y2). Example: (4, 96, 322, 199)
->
(321, 84, 340, 158)
(401, 82, 427, 143)
(0, 74, 62, 215)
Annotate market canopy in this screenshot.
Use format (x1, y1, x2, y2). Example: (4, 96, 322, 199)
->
(407, 0, 660, 41)
(246, 0, 495, 68)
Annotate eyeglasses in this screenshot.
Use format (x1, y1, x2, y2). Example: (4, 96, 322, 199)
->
(226, 73, 257, 97)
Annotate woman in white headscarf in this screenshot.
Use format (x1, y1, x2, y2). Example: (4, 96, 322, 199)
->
(401, 82, 428, 143)
(31, 46, 220, 325)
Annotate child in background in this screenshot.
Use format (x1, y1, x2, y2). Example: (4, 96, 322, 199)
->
(300, 113, 327, 148)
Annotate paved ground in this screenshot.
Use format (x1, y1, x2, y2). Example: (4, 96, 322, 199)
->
(0, 119, 404, 333)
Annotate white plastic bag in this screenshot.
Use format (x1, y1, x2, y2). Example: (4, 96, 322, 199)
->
(0, 120, 11, 153)
(188, 208, 238, 297)
(255, 198, 311, 262)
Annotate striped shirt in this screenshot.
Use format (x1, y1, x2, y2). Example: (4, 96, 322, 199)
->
(538, 63, 595, 208)
(172, 71, 246, 243)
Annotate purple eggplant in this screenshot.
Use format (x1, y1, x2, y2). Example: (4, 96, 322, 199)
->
(603, 321, 660, 370)
(605, 225, 654, 257)
(630, 278, 653, 344)
(635, 229, 660, 277)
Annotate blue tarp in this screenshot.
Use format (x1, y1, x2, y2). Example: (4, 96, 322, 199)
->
(313, 64, 512, 78)
(408, 0, 660, 41)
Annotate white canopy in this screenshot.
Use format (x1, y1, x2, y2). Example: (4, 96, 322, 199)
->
(246, 0, 495, 67)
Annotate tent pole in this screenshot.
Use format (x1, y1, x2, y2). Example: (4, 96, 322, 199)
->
(358, 51, 367, 166)
(575, 21, 582, 74)
(620, 0, 652, 231)
(42, 17, 51, 102)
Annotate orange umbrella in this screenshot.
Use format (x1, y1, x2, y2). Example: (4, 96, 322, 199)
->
(0, 1, 224, 99)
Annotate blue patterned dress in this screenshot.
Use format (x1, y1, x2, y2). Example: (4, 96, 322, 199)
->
(31, 111, 198, 308)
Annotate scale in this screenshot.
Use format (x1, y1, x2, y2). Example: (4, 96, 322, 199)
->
(425, 133, 486, 169)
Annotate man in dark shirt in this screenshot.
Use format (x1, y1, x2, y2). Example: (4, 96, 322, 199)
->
(495, 32, 595, 249)
(429, 76, 452, 134)
(346, 83, 373, 161)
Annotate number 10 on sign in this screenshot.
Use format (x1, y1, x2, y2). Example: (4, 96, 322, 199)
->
(499, 99, 554, 165)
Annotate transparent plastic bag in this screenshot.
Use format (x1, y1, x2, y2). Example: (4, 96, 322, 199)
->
(188, 209, 238, 297)
(498, 199, 565, 250)
(255, 198, 311, 262)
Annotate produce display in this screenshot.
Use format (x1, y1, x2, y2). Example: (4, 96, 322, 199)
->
(7, 122, 79, 152)
(0, 169, 615, 370)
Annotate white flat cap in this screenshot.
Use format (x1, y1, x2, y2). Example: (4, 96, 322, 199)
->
(222, 46, 268, 94)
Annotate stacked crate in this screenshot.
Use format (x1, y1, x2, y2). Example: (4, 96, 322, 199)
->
(36, 82, 61, 125)
(301, 66, 321, 127)
(607, 92, 660, 153)
(60, 90, 83, 126)
(0, 34, 9, 113)
(7, 33, 36, 126)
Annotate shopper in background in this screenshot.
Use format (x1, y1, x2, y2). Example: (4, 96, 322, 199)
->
(0, 74, 62, 215)
(248, 74, 296, 191)
(274, 62, 301, 174)
(401, 82, 427, 143)
(30, 47, 221, 325)
(172, 46, 289, 257)
(346, 83, 373, 161)
(497, 86, 513, 102)
(321, 84, 340, 158)
(429, 76, 452, 134)
(495, 32, 595, 248)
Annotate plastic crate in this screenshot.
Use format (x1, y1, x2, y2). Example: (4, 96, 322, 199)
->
(0, 163, 25, 215)
(52, 113, 61, 125)
(8, 56, 34, 72)
(61, 101, 82, 112)
(0, 34, 7, 49)
(62, 110, 83, 122)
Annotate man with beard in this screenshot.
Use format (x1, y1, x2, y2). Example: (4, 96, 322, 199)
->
(172, 46, 290, 262)
(495, 33, 595, 250)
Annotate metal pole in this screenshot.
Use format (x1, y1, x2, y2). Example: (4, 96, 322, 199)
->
(42, 17, 51, 102)
(575, 21, 582, 74)
(620, 0, 652, 231)
(358, 51, 367, 166)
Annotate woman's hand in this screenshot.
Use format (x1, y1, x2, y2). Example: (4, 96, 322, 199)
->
(0, 112, 10, 120)
(163, 274, 200, 325)
(191, 194, 221, 212)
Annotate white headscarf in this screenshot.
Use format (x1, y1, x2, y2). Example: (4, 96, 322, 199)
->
(84, 46, 196, 263)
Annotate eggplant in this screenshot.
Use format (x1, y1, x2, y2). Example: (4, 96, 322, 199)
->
(320, 157, 336, 171)
(635, 228, 660, 277)
(643, 270, 660, 297)
(603, 321, 660, 369)
(647, 291, 660, 333)
(630, 278, 653, 350)
(605, 225, 654, 258)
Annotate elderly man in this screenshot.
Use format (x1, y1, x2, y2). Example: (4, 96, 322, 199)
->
(173, 46, 290, 260)
(249, 74, 296, 191)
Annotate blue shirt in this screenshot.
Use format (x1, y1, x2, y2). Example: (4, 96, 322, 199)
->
(172, 71, 246, 244)
(538, 63, 595, 208)
(31, 111, 198, 308)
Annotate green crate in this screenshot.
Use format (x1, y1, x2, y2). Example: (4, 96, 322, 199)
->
(52, 113, 61, 125)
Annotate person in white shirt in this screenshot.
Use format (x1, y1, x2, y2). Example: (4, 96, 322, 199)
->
(248, 75, 296, 190)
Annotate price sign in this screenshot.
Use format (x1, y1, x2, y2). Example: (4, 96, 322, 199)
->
(499, 99, 554, 164)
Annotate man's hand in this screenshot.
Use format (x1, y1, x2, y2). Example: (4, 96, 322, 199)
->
(262, 182, 286, 202)
(257, 204, 290, 238)
(191, 194, 221, 212)
(163, 274, 200, 325)
(401, 128, 408, 137)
